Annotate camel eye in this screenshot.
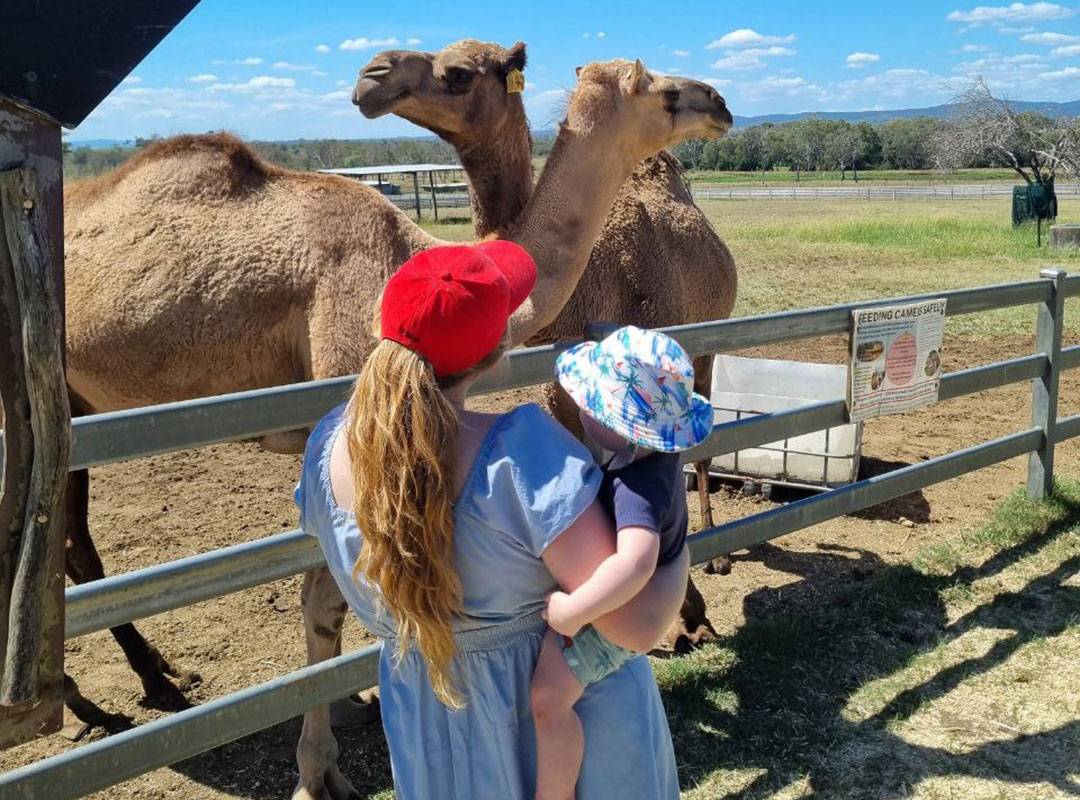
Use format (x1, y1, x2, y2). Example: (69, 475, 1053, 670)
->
(445, 67, 475, 92)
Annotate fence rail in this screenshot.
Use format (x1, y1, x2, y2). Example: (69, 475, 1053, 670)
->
(385, 184, 1080, 210)
(1, 272, 1077, 799)
(691, 182, 1080, 201)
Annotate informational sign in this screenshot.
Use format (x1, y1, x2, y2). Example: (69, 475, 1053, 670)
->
(848, 299, 947, 423)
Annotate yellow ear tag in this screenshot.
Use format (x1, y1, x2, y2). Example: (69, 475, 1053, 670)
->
(506, 68, 525, 94)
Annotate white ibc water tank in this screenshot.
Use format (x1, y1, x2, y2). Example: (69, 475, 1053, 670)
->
(709, 355, 862, 488)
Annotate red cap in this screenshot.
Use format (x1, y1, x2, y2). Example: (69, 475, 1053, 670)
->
(380, 241, 537, 377)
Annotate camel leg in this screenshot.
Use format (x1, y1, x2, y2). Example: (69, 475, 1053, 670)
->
(692, 355, 731, 577)
(301, 566, 380, 730)
(64, 468, 200, 709)
(295, 567, 374, 800)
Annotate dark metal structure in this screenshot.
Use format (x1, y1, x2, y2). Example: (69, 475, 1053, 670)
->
(0, 0, 201, 749)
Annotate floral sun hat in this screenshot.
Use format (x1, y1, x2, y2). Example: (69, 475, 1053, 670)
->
(555, 325, 714, 453)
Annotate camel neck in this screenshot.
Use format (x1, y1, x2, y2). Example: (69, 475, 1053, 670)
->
(509, 122, 638, 344)
(452, 110, 533, 238)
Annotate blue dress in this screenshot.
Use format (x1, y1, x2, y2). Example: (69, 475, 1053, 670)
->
(295, 402, 679, 800)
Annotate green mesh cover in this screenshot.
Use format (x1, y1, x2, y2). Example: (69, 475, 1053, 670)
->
(1012, 181, 1058, 226)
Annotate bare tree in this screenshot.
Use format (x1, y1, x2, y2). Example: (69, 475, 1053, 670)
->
(933, 78, 1080, 185)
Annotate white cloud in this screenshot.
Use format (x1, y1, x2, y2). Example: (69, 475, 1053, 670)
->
(188, 74, 218, 84)
(946, 2, 1075, 25)
(339, 36, 401, 51)
(122, 75, 143, 85)
(671, 49, 690, 58)
(1021, 31, 1080, 43)
(846, 51, 881, 68)
(239, 57, 264, 66)
(582, 32, 590, 38)
(315, 44, 331, 53)
(273, 61, 314, 71)
(953, 43, 992, 51)
(312, 69, 328, 77)
(596, 31, 607, 39)
(706, 29, 796, 49)
(582, 31, 606, 39)
(208, 76, 296, 93)
(711, 46, 796, 71)
(741, 75, 827, 100)
(1052, 43, 1080, 55)
(1038, 65, 1080, 78)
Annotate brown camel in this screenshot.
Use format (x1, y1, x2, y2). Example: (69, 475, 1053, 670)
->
(353, 39, 738, 639)
(60, 60, 730, 736)
(294, 58, 731, 800)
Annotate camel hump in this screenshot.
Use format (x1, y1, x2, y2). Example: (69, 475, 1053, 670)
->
(67, 132, 282, 207)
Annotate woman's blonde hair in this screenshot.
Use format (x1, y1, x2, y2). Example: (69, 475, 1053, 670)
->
(346, 337, 506, 708)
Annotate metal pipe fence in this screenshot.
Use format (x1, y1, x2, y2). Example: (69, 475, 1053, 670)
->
(691, 182, 1080, 201)
(0, 271, 1076, 799)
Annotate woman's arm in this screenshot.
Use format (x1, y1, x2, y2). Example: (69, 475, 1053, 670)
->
(542, 502, 685, 651)
(544, 526, 659, 638)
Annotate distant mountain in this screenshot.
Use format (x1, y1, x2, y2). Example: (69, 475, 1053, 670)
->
(66, 138, 131, 149)
(731, 99, 1080, 127)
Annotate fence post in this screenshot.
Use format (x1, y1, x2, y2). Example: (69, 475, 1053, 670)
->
(1027, 268, 1066, 499)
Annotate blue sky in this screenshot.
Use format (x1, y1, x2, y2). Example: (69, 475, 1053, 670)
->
(72, 0, 1080, 142)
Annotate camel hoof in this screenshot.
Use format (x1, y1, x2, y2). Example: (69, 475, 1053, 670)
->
(139, 674, 194, 711)
(703, 556, 732, 576)
(672, 625, 719, 656)
(174, 669, 202, 692)
(292, 766, 361, 800)
(61, 705, 133, 741)
(329, 692, 380, 729)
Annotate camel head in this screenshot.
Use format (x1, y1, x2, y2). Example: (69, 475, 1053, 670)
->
(569, 59, 732, 160)
(352, 39, 528, 141)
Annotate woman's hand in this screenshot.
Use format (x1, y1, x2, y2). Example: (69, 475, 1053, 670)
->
(543, 591, 585, 638)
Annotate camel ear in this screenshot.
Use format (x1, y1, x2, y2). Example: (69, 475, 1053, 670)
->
(505, 41, 527, 73)
(575, 65, 583, 78)
(621, 59, 648, 94)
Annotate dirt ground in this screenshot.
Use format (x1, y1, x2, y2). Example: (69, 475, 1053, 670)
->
(1, 334, 1078, 798)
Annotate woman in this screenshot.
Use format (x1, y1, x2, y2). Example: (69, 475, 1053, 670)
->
(295, 241, 688, 799)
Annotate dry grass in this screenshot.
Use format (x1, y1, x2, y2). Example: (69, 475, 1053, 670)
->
(658, 482, 1080, 799)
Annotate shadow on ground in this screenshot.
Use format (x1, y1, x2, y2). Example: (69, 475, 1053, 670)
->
(660, 487, 1080, 799)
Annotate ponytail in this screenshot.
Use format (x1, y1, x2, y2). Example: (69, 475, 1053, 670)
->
(347, 339, 463, 707)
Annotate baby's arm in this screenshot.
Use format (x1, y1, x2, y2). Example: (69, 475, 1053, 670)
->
(544, 526, 659, 638)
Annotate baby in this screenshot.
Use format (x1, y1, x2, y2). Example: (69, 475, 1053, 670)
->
(531, 325, 714, 800)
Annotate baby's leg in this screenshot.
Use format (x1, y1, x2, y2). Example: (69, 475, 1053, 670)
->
(530, 628, 586, 800)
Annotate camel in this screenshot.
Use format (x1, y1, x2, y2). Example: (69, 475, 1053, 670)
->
(352, 39, 739, 629)
(59, 60, 730, 738)
(294, 57, 731, 800)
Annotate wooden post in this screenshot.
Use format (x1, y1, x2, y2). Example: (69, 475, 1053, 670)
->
(412, 171, 421, 222)
(428, 170, 439, 222)
(0, 99, 67, 746)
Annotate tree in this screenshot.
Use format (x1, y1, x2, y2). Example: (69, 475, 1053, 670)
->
(880, 117, 940, 169)
(931, 78, 1080, 186)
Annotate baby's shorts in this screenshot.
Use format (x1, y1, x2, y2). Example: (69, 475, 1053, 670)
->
(561, 625, 635, 686)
